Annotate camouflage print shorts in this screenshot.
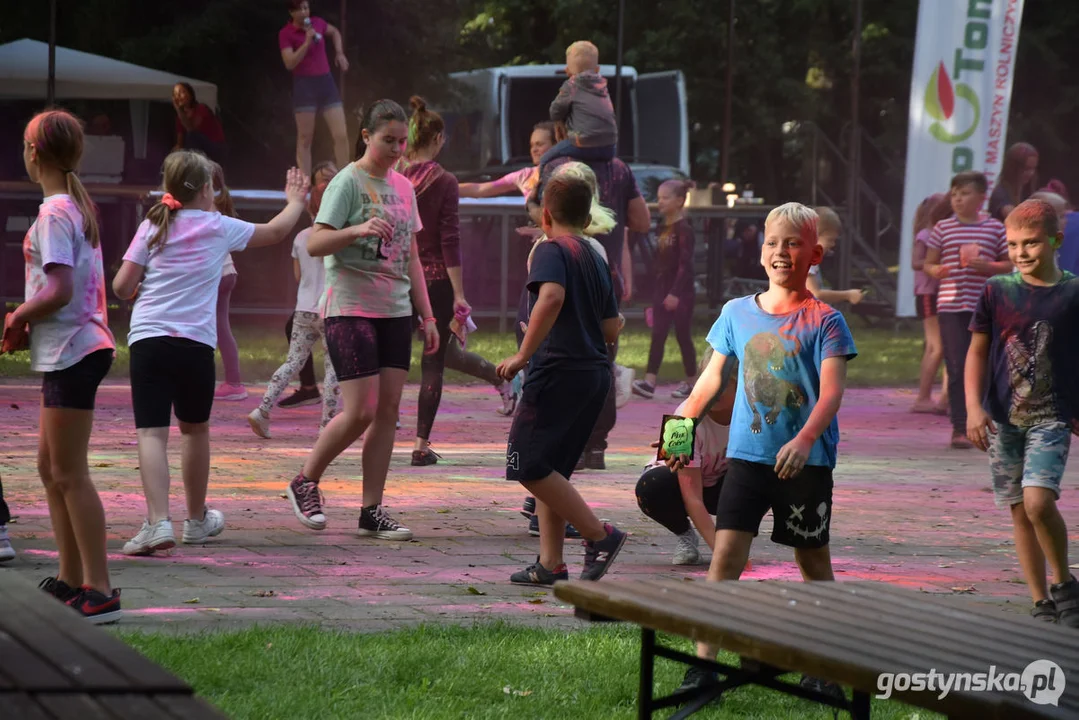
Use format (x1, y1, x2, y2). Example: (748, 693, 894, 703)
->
(989, 421, 1071, 509)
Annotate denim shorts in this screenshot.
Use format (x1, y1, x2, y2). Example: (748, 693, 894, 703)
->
(989, 421, 1071, 508)
(293, 73, 341, 114)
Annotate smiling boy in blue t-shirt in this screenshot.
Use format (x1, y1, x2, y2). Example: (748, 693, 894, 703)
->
(668, 202, 857, 692)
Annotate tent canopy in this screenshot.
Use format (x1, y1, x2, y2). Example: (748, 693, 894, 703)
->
(0, 38, 217, 107)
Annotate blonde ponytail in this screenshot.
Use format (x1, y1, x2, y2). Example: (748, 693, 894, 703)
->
(66, 172, 101, 248)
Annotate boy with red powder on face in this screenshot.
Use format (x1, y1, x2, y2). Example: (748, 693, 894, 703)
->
(666, 202, 857, 694)
(966, 198, 1079, 628)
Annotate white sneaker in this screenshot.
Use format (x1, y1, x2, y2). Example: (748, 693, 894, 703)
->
(183, 508, 225, 544)
(123, 518, 176, 556)
(673, 529, 702, 565)
(0, 524, 15, 562)
(248, 408, 271, 439)
(615, 365, 635, 408)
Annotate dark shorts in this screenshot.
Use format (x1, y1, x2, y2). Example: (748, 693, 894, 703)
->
(916, 293, 938, 320)
(293, 73, 342, 114)
(130, 337, 215, 428)
(506, 368, 611, 483)
(714, 459, 834, 549)
(42, 348, 113, 410)
(324, 316, 412, 381)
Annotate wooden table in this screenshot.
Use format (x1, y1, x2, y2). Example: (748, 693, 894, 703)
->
(0, 573, 227, 719)
(554, 579, 1079, 720)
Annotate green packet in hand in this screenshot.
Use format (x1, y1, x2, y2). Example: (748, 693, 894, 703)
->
(657, 414, 695, 462)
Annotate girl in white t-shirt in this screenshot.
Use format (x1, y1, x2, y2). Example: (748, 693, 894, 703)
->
(113, 151, 309, 556)
(2, 110, 120, 622)
(635, 348, 737, 567)
(248, 178, 340, 438)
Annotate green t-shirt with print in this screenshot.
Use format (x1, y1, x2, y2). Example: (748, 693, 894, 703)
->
(315, 164, 422, 318)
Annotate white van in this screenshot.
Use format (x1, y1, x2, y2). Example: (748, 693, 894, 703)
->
(439, 64, 689, 176)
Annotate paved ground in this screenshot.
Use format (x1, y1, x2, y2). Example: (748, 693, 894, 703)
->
(1, 381, 1076, 633)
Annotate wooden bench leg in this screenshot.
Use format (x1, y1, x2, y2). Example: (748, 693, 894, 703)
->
(639, 628, 656, 720)
(851, 690, 871, 719)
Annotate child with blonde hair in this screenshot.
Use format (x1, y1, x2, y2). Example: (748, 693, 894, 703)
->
(911, 193, 954, 414)
(4, 109, 120, 622)
(669, 202, 857, 693)
(540, 40, 619, 172)
(114, 151, 308, 555)
(807, 207, 866, 306)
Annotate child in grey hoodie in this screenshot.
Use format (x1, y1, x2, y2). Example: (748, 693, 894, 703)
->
(542, 41, 619, 169)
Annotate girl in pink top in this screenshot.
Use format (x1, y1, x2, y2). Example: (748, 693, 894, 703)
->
(3, 110, 120, 623)
(279, 0, 350, 176)
(910, 193, 953, 414)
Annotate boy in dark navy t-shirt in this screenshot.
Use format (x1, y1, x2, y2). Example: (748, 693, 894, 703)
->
(967, 198, 1079, 628)
(496, 175, 627, 586)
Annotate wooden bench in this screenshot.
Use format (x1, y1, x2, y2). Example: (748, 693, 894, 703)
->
(0, 573, 227, 719)
(554, 579, 1079, 720)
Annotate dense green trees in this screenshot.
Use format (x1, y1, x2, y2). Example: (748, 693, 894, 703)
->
(3, 1, 1077, 198)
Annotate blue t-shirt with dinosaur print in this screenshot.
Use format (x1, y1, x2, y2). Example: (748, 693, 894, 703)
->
(706, 295, 857, 468)
(969, 271, 1079, 428)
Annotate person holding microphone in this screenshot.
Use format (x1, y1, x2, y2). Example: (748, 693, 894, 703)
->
(279, 0, 350, 176)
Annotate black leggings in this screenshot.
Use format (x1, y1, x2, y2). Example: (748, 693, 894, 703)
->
(646, 299, 696, 377)
(416, 278, 503, 441)
(0, 474, 9, 526)
(635, 464, 722, 535)
(286, 313, 317, 388)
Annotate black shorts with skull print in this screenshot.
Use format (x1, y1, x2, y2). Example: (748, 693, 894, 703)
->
(714, 459, 833, 549)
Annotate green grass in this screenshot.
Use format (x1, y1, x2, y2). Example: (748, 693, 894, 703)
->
(0, 318, 926, 388)
(119, 624, 939, 720)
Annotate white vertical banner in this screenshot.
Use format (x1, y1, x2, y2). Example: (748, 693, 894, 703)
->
(896, 0, 1024, 317)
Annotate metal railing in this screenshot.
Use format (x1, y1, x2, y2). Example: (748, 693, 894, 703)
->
(1, 187, 776, 329)
(801, 121, 900, 312)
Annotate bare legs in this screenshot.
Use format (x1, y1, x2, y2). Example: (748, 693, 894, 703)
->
(38, 404, 111, 594)
(295, 107, 350, 177)
(914, 314, 947, 412)
(1012, 487, 1072, 604)
(322, 106, 351, 171)
(301, 368, 407, 505)
(525, 472, 607, 569)
(294, 111, 317, 178)
(135, 421, 211, 524)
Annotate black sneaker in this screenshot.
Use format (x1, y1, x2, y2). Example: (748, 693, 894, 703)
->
(277, 386, 321, 409)
(67, 586, 122, 625)
(39, 576, 79, 603)
(411, 447, 441, 467)
(1031, 598, 1059, 623)
(521, 496, 536, 519)
(510, 561, 569, 586)
(677, 665, 720, 693)
(584, 450, 606, 470)
(1050, 575, 1079, 628)
(631, 379, 655, 399)
(358, 504, 413, 541)
(799, 675, 846, 702)
(581, 523, 627, 581)
(287, 473, 326, 530)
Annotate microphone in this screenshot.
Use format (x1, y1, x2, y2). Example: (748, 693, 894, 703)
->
(303, 17, 322, 43)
